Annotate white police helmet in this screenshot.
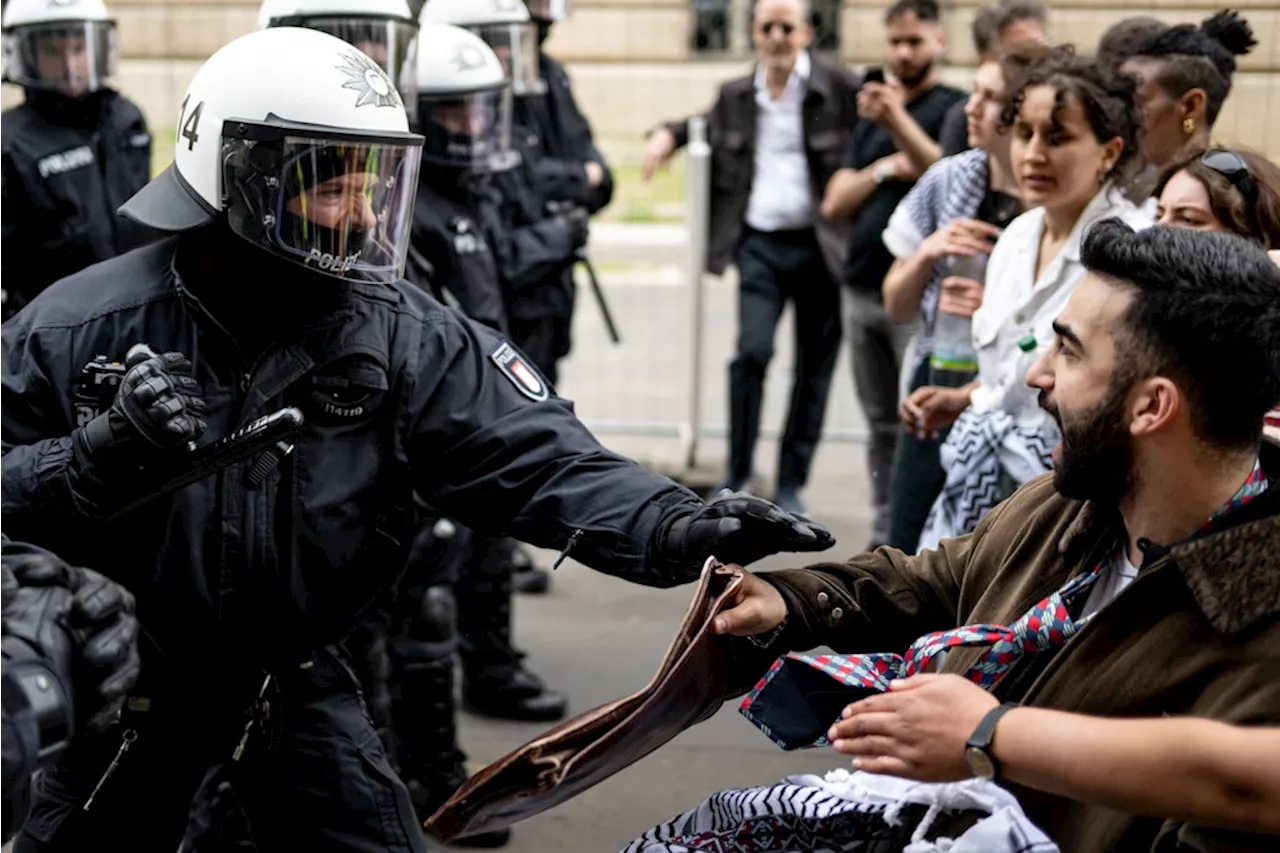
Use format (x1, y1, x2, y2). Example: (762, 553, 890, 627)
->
(410, 23, 514, 173)
(257, 0, 418, 102)
(524, 0, 571, 24)
(119, 27, 424, 285)
(419, 0, 543, 96)
(1, 0, 116, 97)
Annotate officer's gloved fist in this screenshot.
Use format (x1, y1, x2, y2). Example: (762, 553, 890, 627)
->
(2, 542, 142, 734)
(653, 493, 835, 579)
(557, 205, 590, 250)
(75, 346, 208, 458)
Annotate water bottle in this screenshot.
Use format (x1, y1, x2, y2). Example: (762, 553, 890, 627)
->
(928, 253, 986, 388)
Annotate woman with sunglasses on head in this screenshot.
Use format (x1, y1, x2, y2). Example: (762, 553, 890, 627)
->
(1155, 147, 1280, 247)
(1154, 146, 1280, 447)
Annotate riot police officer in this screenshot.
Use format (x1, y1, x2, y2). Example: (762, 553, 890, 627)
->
(2, 536, 141, 843)
(390, 28, 571, 844)
(419, 0, 592, 599)
(1, 28, 832, 853)
(404, 23, 511, 331)
(1, 0, 156, 319)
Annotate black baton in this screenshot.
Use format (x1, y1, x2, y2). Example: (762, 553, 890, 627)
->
(575, 250, 620, 345)
(105, 406, 306, 520)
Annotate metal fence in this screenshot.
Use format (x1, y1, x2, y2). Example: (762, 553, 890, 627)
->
(558, 118, 872, 482)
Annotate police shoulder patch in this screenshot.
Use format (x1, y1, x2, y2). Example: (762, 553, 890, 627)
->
(489, 342, 549, 402)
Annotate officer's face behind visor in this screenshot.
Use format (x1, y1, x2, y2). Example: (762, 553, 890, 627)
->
(419, 90, 512, 173)
(223, 125, 423, 284)
(3, 20, 117, 98)
(289, 16, 418, 101)
(472, 22, 543, 96)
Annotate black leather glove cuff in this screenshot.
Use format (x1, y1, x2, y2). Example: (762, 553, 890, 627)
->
(1, 647, 74, 762)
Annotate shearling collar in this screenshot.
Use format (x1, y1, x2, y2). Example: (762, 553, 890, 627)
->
(1058, 438, 1280, 635)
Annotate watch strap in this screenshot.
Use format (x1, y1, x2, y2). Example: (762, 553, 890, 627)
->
(965, 702, 1019, 779)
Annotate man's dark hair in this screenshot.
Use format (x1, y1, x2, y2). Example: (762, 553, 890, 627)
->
(1081, 218, 1280, 451)
(1129, 10, 1257, 125)
(885, 0, 940, 25)
(1095, 16, 1167, 70)
(1000, 45, 1141, 180)
(973, 0, 1048, 57)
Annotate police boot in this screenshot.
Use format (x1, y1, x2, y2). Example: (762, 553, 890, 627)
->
(389, 587, 511, 848)
(504, 537, 551, 595)
(457, 537, 568, 722)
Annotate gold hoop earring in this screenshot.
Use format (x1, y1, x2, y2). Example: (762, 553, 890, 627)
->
(1183, 116, 1196, 135)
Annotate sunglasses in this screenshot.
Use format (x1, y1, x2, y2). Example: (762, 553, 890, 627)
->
(1200, 148, 1258, 208)
(759, 21, 796, 36)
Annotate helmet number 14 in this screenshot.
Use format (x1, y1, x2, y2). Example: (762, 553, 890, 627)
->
(177, 94, 205, 152)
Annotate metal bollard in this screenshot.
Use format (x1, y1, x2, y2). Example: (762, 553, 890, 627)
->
(682, 115, 712, 472)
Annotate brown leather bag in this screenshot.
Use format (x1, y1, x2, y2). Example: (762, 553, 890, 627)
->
(425, 557, 744, 843)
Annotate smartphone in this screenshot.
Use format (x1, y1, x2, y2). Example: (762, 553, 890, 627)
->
(863, 66, 885, 85)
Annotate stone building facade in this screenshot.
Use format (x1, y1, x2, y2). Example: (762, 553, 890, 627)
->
(4, 1, 1278, 160)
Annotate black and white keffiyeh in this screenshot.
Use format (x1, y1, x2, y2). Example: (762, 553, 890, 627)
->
(917, 406, 1058, 551)
(881, 149, 991, 391)
(622, 770, 1059, 853)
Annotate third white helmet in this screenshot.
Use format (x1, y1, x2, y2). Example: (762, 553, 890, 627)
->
(419, 0, 543, 96)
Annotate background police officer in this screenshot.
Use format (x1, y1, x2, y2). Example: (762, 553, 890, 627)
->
(1, 0, 156, 319)
(2, 28, 832, 853)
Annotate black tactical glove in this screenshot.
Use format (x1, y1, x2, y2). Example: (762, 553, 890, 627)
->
(75, 346, 207, 458)
(1, 541, 141, 735)
(653, 492, 835, 577)
(556, 205, 590, 251)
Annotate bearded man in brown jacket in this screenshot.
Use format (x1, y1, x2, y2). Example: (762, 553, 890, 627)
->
(712, 220, 1280, 852)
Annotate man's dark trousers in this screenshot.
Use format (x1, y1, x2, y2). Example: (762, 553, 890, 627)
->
(728, 225, 842, 492)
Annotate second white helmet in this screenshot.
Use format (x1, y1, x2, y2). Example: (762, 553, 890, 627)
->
(120, 27, 424, 284)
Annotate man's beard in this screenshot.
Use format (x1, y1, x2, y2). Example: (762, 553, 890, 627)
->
(894, 59, 933, 89)
(1043, 378, 1136, 503)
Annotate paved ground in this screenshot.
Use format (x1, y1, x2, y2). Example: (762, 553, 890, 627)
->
(445, 250, 882, 851)
(450, 509, 871, 853)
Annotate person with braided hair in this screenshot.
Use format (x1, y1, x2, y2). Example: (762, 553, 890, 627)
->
(1119, 9, 1256, 197)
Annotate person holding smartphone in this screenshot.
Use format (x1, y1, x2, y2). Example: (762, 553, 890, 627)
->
(820, 0, 965, 549)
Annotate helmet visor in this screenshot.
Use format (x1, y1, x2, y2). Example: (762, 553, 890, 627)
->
(417, 88, 513, 173)
(2, 20, 116, 97)
(294, 17, 418, 101)
(471, 22, 543, 96)
(223, 125, 423, 284)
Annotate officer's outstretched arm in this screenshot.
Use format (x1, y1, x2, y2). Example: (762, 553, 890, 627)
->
(405, 313, 833, 587)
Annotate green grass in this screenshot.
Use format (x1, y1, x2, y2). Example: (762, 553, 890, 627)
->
(150, 132, 687, 223)
(151, 129, 175, 178)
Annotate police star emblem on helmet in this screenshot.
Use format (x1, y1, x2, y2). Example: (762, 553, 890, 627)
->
(452, 45, 488, 73)
(336, 50, 403, 109)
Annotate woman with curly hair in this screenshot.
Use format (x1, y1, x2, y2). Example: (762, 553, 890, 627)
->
(916, 46, 1154, 550)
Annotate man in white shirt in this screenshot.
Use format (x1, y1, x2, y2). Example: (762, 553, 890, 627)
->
(642, 0, 860, 515)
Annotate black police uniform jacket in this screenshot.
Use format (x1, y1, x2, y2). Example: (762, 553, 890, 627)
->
(1, 90, 157, 315)
(0, 238, 702, 693)
(406, 174, 509, 334)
